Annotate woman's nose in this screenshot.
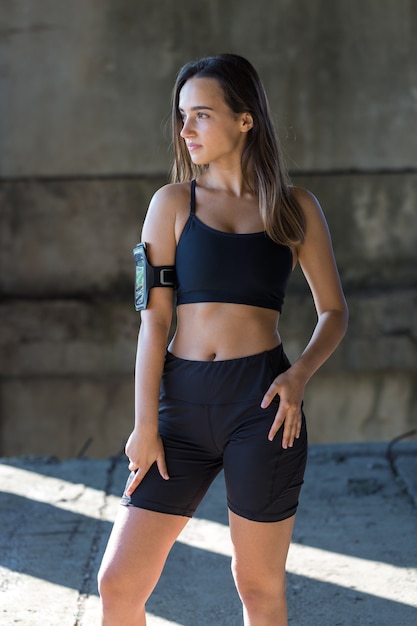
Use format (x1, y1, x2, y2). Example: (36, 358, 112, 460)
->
(180, 118, 195, 138)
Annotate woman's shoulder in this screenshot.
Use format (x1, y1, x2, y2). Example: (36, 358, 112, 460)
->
(289, 185, 321, 211)
(141, 182, 192, 250)
(144, 181, 192, 230)
(288, 186, 332, 258)
(288, 185, 327, 226)
(150, 181, 192, 212)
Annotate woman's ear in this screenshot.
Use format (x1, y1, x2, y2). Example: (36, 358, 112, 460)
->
(240, 112, 254, 133)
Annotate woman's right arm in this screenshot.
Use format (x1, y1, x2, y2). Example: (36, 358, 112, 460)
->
(125, 185, 181, 496)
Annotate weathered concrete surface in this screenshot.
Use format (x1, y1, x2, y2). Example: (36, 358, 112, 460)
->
(1, 173, 416, 456)
(1, 1, 416, 177)
(0, 178, 157, 297)
(1, 293, 415, 455)
(1, 174, 416, 297)
(0, 299, 137, 457)
(0, 443, 416, 625)
(1, 2, 416, 456)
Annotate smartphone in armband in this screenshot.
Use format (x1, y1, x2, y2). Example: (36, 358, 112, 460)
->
(133, 242, 148, 311)
(133, 242, 176, 311)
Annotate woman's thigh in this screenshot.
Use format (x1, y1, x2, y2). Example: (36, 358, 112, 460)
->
(228, 509, 295, 585)
(99, 505, 189, 597)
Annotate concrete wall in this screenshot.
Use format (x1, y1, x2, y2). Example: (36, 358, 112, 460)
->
(1, 0, 416, 457)
(2, 0, 416, 176)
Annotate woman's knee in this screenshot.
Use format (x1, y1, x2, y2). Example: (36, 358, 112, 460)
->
(98, 560, 149, 623)
(97, 560, 125, 601)
(231, 559, 286, 610)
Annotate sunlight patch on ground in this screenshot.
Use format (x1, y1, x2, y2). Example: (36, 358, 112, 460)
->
(2, 465, 416, 612)
(0, 464, 118, 521)
(0, 567, 81, 622)
(178, 517, 417, 608)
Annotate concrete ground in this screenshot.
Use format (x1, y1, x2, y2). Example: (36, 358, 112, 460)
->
(0, 442, 416, 626)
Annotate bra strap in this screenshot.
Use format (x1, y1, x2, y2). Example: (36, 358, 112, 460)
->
(190, 179, 196, 214)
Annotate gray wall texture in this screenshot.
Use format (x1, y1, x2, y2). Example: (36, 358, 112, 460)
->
(1, 0, 416, 457)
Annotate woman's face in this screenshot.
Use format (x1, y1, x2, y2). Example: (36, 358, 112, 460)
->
(178, 77, 251, 167)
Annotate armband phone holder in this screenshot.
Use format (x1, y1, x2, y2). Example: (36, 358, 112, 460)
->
(133, 242, 176, 311)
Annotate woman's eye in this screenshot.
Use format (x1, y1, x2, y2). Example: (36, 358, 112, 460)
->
(197, 112, 208, 119)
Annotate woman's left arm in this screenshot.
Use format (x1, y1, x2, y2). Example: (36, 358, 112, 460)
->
(262, 187, 349, 448)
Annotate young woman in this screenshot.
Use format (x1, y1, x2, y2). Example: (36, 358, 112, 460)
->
(98, 54, 348, 626)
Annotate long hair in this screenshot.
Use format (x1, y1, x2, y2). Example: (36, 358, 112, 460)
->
(170, 53, 306, 246)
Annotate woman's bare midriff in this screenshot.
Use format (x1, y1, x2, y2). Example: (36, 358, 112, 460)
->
(168, 302, 282, 361)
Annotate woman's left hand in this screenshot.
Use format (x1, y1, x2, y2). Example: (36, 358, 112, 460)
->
(261, 367, 306, 448)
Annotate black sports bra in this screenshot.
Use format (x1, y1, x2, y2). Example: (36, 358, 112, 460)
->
(175, 180, 293, 312)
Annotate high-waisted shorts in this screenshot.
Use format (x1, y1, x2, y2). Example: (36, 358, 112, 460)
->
(121, 343, 307, 522)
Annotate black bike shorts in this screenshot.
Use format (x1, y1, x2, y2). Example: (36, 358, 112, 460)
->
(121, 344, 307, 522)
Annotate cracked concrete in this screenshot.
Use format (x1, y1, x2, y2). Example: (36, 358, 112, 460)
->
(0, 442, 416, 625)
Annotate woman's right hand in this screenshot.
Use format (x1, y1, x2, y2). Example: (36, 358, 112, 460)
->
(124, 427, 169, 496)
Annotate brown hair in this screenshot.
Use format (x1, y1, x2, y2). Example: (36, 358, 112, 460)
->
(170, 54, 306, 246)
